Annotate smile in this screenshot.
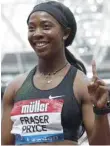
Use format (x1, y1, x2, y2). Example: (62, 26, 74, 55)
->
(35, 42, 49, 48)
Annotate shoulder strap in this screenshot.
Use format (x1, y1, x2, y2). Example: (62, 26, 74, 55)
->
(15, 66, 36, 102)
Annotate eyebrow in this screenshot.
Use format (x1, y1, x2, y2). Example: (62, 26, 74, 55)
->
(28, 20, 54, 25)
(28, 22, 35, 26)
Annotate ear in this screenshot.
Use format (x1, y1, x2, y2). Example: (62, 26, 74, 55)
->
(63, 28, 71, 41)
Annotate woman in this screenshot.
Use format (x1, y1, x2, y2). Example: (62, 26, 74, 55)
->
(1, 1, 110, 145)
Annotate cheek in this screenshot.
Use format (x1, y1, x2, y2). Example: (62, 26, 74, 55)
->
(47, 29, 63, 44)
(53, 31, 63, 47)
(28, 33, 33, 44)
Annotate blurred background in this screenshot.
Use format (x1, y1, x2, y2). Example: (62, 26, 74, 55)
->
(1, 0, 110, 145)
(1, 0, 110, 96)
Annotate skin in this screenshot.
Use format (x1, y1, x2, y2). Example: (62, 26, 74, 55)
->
(1, 11, 110, 145)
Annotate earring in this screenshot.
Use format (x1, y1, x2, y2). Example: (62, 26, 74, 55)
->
(63, 36, 66, 40)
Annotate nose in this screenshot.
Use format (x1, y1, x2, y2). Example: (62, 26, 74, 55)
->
(33, 28, 44, 39)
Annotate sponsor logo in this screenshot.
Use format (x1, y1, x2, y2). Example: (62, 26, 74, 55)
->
(49, 95, 64, 99)
(21, 100, 49, 114)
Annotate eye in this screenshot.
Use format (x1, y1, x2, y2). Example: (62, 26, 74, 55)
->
(28, 26, 35, 32)
(43, 23, 52, 30)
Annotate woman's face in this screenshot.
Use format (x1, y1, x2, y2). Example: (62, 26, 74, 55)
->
(28, 11, 65, 58)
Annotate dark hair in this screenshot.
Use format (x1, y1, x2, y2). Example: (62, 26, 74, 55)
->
(28, 1, 87, 74)
(65, 49, 87, 74)
(45, 1, 87, 74)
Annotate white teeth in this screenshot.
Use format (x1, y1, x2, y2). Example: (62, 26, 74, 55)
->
(36, 43, 47, 47)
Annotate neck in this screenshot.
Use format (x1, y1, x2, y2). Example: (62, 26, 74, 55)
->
(37, 53, 68, 75)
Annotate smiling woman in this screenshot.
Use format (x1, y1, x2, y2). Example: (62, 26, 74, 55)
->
(28, 11, 65, 58)
(1, 1, 110, 145)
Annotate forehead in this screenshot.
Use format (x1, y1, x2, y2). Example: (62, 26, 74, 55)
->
(28, 11, 60, 25)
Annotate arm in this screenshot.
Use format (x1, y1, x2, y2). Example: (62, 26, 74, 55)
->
(82, 93, 110, 145)
(75, 71, 110, 145)
(1, 73, 28, 145)
(1, 82, 15, 145)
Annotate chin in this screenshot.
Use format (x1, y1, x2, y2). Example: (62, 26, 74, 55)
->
(35, 51, 52, 59)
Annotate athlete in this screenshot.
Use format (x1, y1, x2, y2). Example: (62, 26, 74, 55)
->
(1, 1, 110, 145)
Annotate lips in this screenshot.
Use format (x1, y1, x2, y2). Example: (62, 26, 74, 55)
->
(33, 41, 49, 50)
(35, 42, 48, 47)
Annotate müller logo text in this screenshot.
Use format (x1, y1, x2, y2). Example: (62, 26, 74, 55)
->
(21, 100, 49, 114)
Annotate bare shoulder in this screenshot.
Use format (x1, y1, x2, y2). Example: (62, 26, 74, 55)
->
(74, 69, 90, 103)
(3, 71, 30, 103)
(11, 71, 30, 93)
(75, 70, 89, 86)
(1, 70, 31, 145)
